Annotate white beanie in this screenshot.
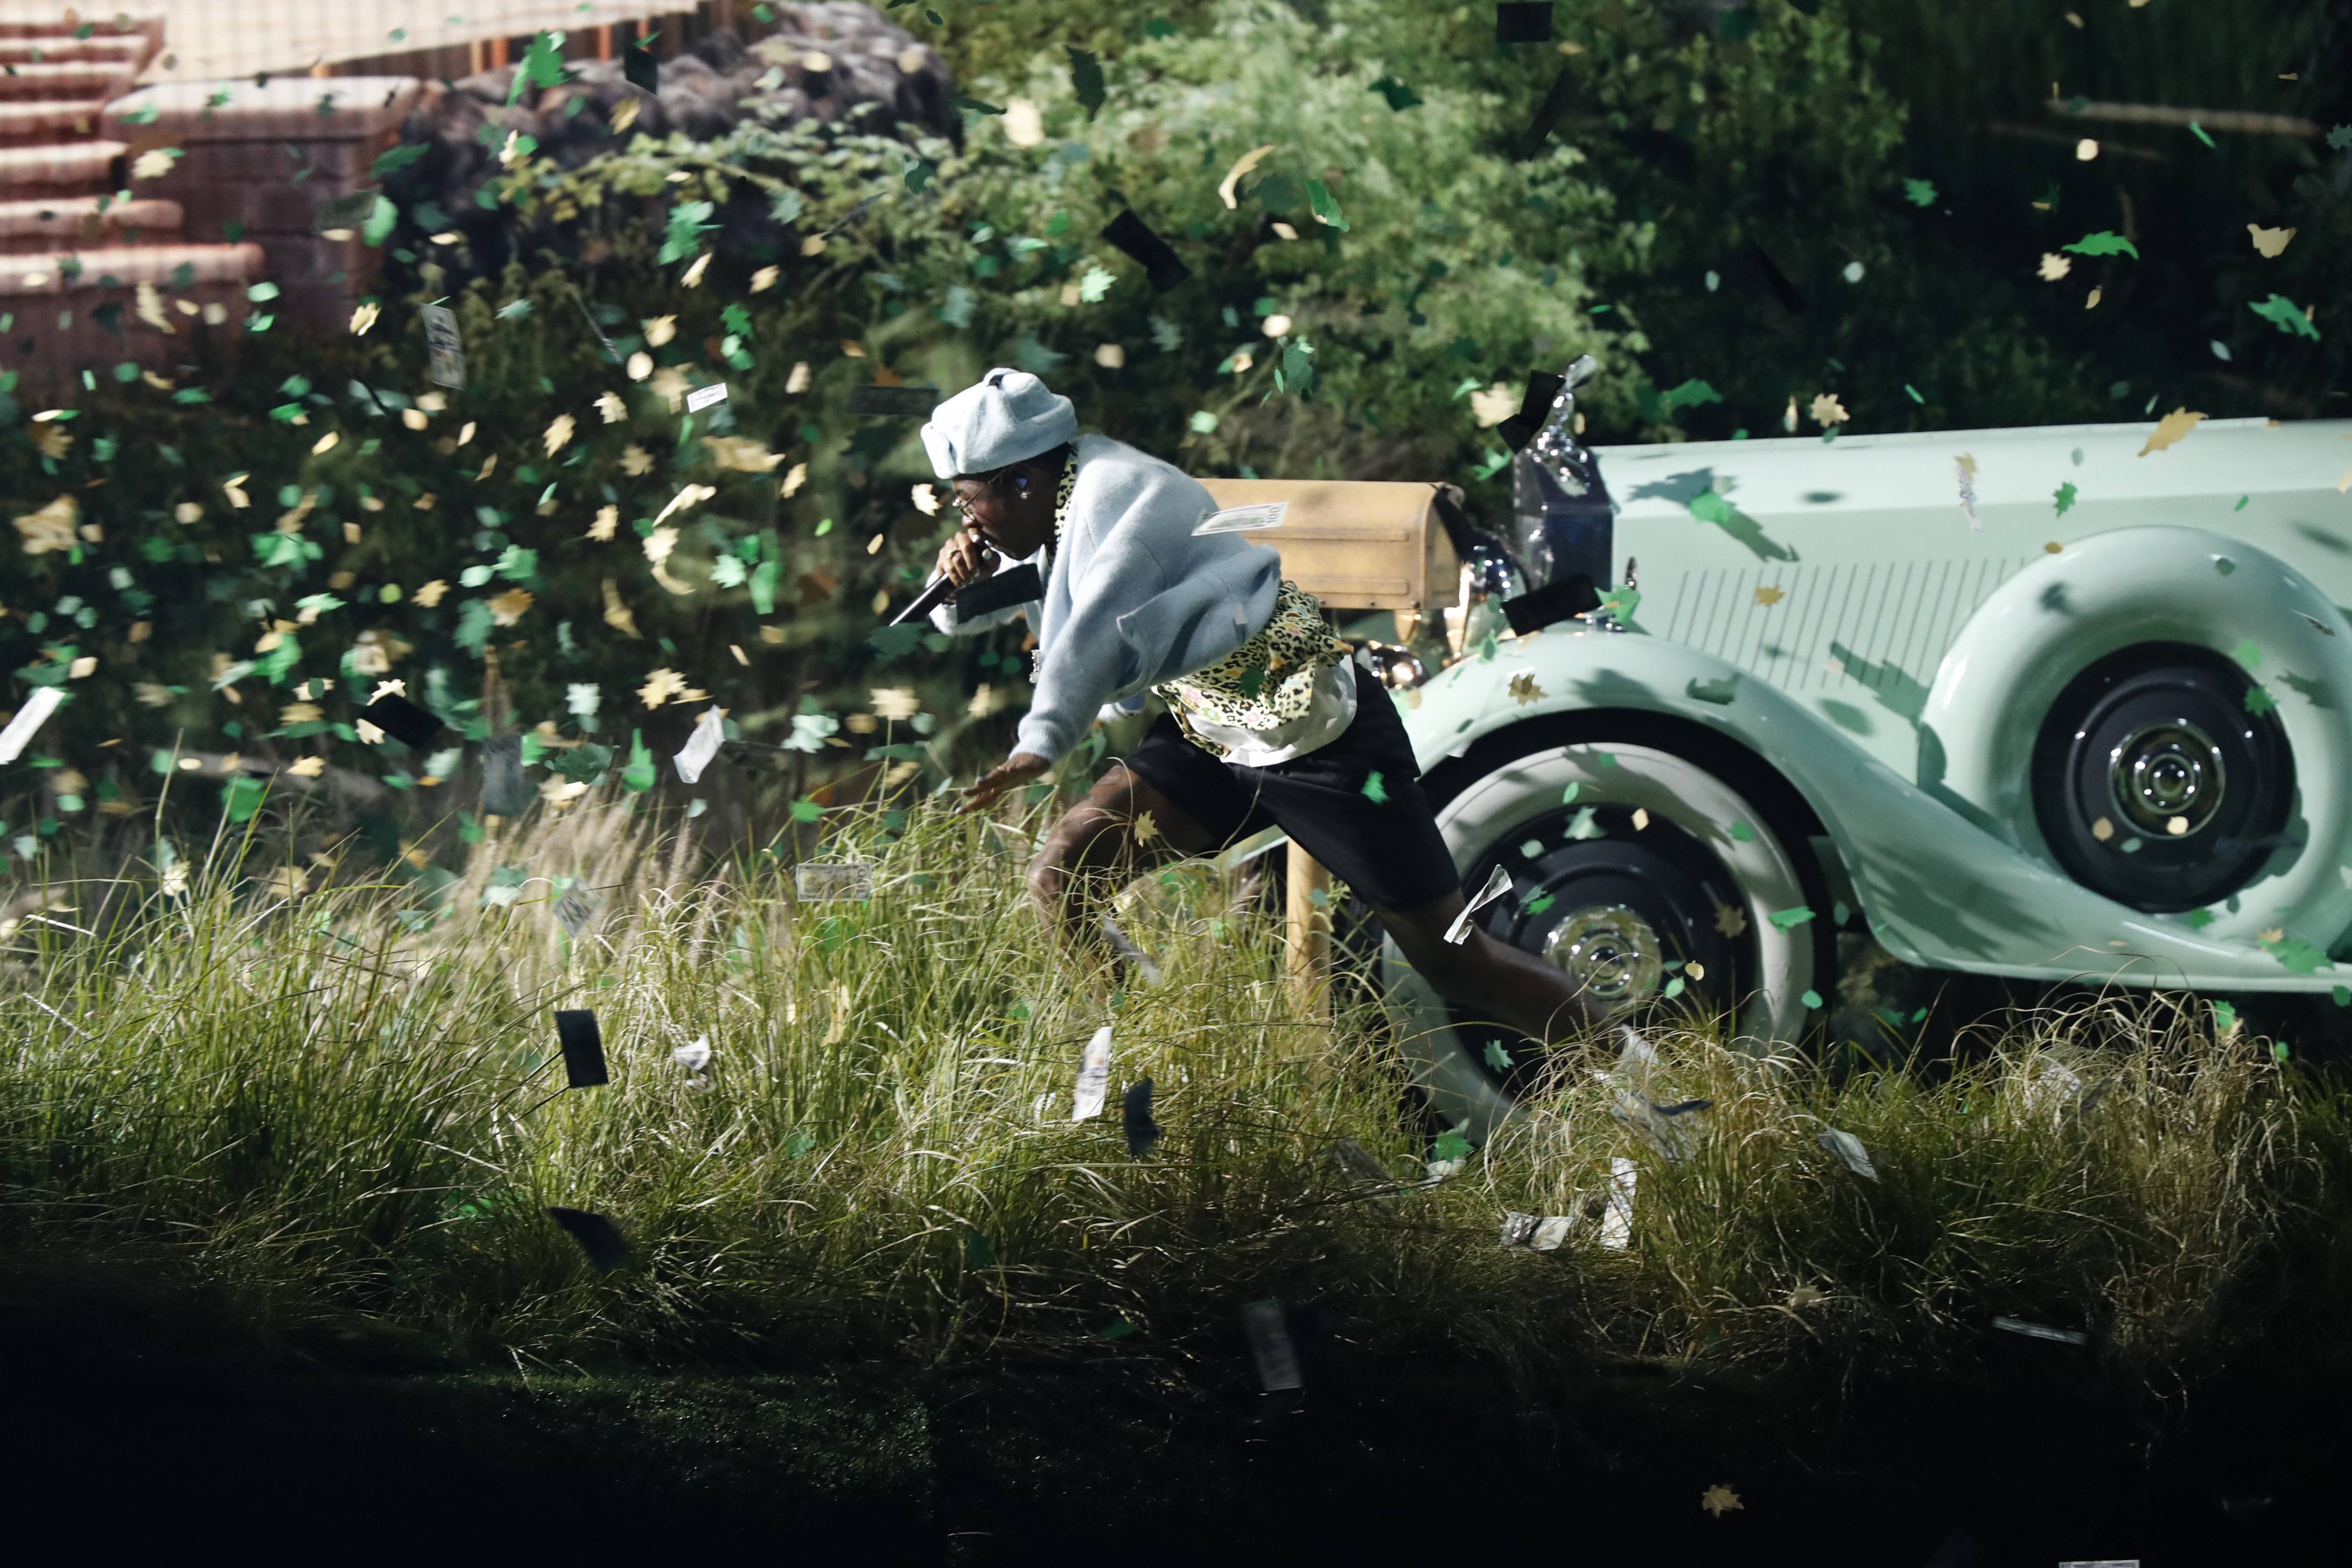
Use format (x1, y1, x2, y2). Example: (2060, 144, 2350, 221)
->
(920, 367, 1078, 480)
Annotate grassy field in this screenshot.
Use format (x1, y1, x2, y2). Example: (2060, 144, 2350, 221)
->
(2, 780, 2349, 1405)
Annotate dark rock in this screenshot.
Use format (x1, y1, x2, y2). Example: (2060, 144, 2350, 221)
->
(379, 5, 960, 291)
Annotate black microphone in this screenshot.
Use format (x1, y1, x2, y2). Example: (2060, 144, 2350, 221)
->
(891, 571, 960, 627)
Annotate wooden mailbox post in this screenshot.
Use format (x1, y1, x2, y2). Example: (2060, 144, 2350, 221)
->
(1193, 479, 1464, 1027)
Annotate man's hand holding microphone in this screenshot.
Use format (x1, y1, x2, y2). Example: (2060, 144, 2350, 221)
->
(937, 526, 1053, 813)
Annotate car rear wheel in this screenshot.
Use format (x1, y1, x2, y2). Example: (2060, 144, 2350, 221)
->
(1365, 738, 1829, 1139)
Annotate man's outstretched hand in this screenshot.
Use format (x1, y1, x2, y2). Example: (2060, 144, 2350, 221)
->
(960, 752, 1052, 814)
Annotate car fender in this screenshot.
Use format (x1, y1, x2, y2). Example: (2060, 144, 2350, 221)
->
(1395, 624, 2342, 990)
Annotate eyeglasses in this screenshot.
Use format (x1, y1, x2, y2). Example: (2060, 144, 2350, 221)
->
(949, 467, 1030, 515)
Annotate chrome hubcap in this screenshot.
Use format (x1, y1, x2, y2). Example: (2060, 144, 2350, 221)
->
(2109, 720, 2226, 836)
(1542, 902, 1663, 1003)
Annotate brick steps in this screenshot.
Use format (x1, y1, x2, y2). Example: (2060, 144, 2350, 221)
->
(0, 38, 148, 66)
(0, 99, 110, 145)
(0, 241, 264, 298)
(0, 18, 162, 72)
(0, 195, 183, 254)
(0, 62, 138, 102)
(0, 139, 124, 195)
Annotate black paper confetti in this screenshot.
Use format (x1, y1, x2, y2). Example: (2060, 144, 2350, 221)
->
(1496, 368, 1564, 452)
(547, 1206, 630, 1270)
(846, 383, 942, 417)
(359, 692, 445, 751)
(555, 1009, 608, 1088)
(622, 40, 658, 94)
(1501, 574, 1601, 636)
(1496, 2, 1554, 44)
(1747, 240, 1806, 316)
(1101, 208, 1191, 292)
(953, 561, 1044, 623)
(481, 733, 529, 817)
(1124, 1076, 1161, 1159)
(1516, 64, 1576, 161)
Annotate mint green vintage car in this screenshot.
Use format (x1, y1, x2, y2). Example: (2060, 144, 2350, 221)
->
(1331, 360, 2352, 1136)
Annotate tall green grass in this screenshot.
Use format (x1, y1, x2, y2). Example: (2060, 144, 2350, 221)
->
(0, 784, 2344, 1389)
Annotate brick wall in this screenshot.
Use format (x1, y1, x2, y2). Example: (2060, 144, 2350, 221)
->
(99, 76, 422, 334)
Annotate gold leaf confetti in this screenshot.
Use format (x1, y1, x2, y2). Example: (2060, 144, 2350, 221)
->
(1469, 382, 1520, 428)
(603, 578, 640, 638)
(2138, 407, 2207, 457)
(487, 588, 534, 626)
(286, 755, 326, 778)
(1787, 1284, 1824, 1308)
(1508, 671, 1545, 705)
(31, 424, 72, 459)
(621, 444, 653, 475)
(643, 314, 677, 347)
(1754, 585, 1784, 606)
(2166, 815, 2189, 836)
(12, 496, 79, 555)
(1714, 903, 1748, 937)
(2036, 252, 2071, 281)
(703, 436, 783, 473)
(543, 414, 576, 456)
(1133, 809, 1160, 843)
(1686, 961, 1704, 981)
(626, 351, 653, 381)
(414, 579, 450, 607)
(1094, 342, 1125, 368)
(136, 282, 174, 334)
(1782, 395, 1798, 434)
(800, 233, 826, 257)
(782, 461, 809, 496)
(594, 390, 625, 423)
(402, 407, 429, 430)
(1632, 807, 1650, 831)
(653, 484, 717, 526)
(2249, 224, 2296, 258)
(2085, 285, 2102, 309)
(1810, 393, 1850, 427)
(612, 96, 641, 132)
(1701, 1486, 1743, 1517)
(786, 360, 811, 394)
(1219, 143, 1278, 208)
(589, 506, 619, 541)
(1002, 97, 1045, 147)
(871, 687, 920, 720)
(350, 300, 380, 335)
(2258, 926, 2285, 945)
(644, 526, 680, 566)
(866, 534, 885, 556)
(355, 719, 387, 745)
(681, 252, 712, 289)
(2091, 815, 2115, 841)
(638, 667, 687, 708)
(752, 265, 780, 293)
(2076, 137, 2099, 161)
(912, 484, 941, 516)
(131, 146, 176, 180)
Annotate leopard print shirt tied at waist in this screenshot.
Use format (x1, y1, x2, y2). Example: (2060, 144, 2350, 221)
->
(1150, 578, 1352, 754)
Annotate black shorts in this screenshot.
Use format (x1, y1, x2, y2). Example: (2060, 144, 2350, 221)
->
(1116, 661, 1464, 912)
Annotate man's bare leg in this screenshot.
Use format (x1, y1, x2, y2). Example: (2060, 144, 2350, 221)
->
(1372, 885, 1614, 1047)
(1024, 762, 1222, 1003)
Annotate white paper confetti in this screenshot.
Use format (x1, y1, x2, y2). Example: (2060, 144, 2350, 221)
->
(1073, 1023, 1114, 1121)
(1191, 501, 1289, 535)
(675, 1035, 713, 1072)
(1444, 864, 1515, 944)
(0, 685, 65, 765)
(422, 303, 465, 389)
(1501, 1212, 1576, 1252)
(553, 883, 603, 939)
(685, 382, 730, 412)
(795, 863, 874, 902)
(674, 705, 725, 784)
(1599, 1158, 1637, 1249)
(1993, 1315, 2090, 1346)
(1240, 1298, 1304, 1391)
(1818, 1127, 1878, 1180)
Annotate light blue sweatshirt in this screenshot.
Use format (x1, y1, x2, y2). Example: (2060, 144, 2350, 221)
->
(922, 433, 1280, 767)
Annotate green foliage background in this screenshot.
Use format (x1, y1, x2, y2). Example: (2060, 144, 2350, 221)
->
(0, 0, 2344, 860)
